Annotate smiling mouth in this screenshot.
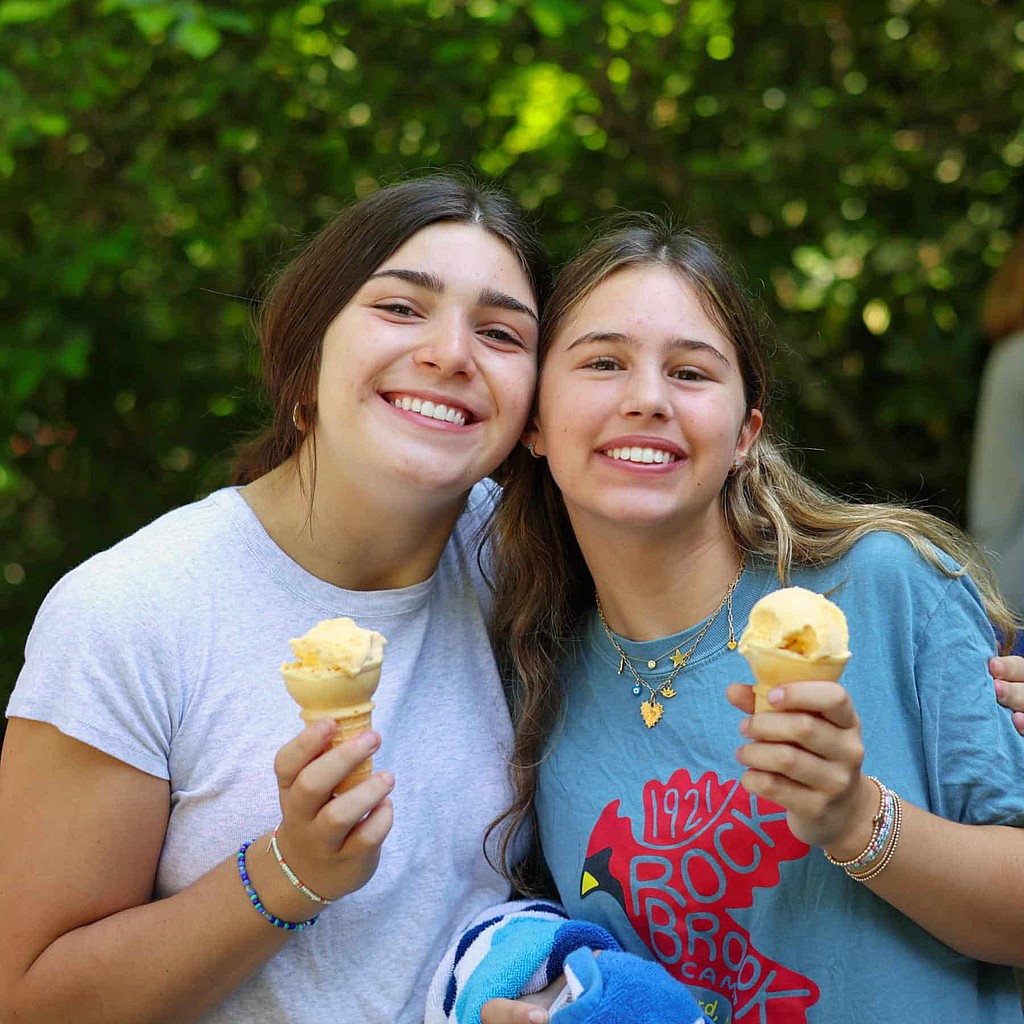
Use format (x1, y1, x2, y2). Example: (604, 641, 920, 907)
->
(600, 446, 679, 465)
(388, 393, 471, 426)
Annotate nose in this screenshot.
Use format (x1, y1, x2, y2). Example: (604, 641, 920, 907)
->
(619, 365, 671, 420)
(413, 318, 477, 379)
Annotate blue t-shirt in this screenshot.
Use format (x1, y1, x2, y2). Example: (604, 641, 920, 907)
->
(536, 532, 1024, 1023)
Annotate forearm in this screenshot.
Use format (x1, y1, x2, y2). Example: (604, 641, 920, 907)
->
(5, 835, 314, 1024)
(829, 800, 1024, 966)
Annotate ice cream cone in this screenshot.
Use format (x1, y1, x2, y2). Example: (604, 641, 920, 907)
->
(281, 662, 382, 793)
(738, 586, 851, 713)
(743, 647, 850, 712)
(280, 617, 386, 796)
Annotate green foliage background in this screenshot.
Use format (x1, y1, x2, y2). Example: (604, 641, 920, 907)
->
(2, 0, 1022, 713)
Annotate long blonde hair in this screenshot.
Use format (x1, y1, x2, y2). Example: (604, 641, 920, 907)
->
(486, 213, 1017, 893)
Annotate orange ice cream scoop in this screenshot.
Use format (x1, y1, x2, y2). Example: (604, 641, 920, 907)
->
(738, 587, 850, 712)
(281, 617, 387, 793)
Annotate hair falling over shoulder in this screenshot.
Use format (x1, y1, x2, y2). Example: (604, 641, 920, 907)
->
(484, 213, 1019, 895)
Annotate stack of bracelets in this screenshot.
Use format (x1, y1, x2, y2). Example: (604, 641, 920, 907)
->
(823, 776, 903, 882)
(236, 827, 334, 931)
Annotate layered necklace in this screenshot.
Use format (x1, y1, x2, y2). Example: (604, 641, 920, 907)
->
(595, 553, 746, 728)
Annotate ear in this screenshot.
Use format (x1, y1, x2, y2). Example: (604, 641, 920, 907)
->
(520, 416, 546, 457)
(735, 407, 763, 461)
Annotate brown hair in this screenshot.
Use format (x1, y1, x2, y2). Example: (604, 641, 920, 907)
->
(486, 213, 1018, 893)
(981, 229, 1024, 344)
(232, 172, 551, 484)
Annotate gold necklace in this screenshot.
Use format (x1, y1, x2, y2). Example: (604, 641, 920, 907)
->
(595, 554, 746, 729)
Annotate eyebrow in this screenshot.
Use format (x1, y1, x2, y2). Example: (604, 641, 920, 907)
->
(367, 268, 538, 322)
(566, 330, 731, 367)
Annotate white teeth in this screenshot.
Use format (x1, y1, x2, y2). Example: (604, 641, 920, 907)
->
(391, 396, 466, 426)
(603, 446, 677, 464)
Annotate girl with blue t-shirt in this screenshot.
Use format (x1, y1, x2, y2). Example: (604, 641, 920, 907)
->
(479, 215, 1024, 1023)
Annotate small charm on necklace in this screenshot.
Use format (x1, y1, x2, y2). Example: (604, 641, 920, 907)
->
(617, 656, 625, 675)
(727, 639, 738, 650)
(646, 659, 657, 670)
(660, 683, 677, 699)
(632, 684, 642, 696)
(640, 699, 664, 728)
(670, 649, 689, 669)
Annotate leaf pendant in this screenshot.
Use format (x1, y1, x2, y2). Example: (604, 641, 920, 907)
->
(640, 699, 663, 728)
(660, 683, 676, 699)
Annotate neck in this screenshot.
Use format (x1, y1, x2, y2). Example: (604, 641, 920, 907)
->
(242, 459, 464, 590)
(581, 517, 743, 641)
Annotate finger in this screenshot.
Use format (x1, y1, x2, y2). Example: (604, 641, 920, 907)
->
(992, 654, 1024, 684)
(726, 682, 755, 713)
(739, 766, 834, 818)
(743, 706, 862, 762)
(1014, 711, 1024, 738)
(737, 738, 854, 795)
(757, 681, 859, 728)
(481, 998, 549, 1024)
(284, 731, 382, 820)
(334, 787, 396, 853)
(994, 678, 1024, 714)
(274, 719, 336, 792)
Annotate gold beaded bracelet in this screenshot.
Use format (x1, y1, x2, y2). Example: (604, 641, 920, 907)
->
(823, 776, 887, 869)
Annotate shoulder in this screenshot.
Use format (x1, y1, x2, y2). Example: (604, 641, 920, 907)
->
(30, 489, 243, 639)
(835, 530, 964, 586)
(807, 530, 990, 641)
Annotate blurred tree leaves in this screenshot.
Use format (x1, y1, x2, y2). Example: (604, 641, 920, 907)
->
(1, 0, 1022, 709)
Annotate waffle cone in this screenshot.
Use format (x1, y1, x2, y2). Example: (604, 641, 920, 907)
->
(743, 648, 850, 713)
(281, 663, 382, 795)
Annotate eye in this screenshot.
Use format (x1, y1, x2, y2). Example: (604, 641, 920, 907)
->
(481, 325, 528, 349)
(671, 366, 709, 382)
(583, 356, 622, 371)
(375, 301, 419, 317)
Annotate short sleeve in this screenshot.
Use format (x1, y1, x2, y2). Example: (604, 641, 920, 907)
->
(7, 556, 186, 779)
(914, 567, 1024, 827)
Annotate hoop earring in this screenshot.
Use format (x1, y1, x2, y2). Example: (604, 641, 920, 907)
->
(526, 442, 541, 458)
(292, 403, 307, 432)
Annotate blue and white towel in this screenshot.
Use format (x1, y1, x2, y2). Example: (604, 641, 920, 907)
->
(425, 899, 707, 1024)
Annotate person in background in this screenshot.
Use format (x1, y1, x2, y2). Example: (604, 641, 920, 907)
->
(969, 227, 1024, 633)
(468, 215, 1024, 1023)
(0, 173, 550, 1024)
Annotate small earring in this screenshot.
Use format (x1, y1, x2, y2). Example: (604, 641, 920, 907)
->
(526, 442, 539, 458)
(731, 454, 746, 473)
(292, 403, 306, 432)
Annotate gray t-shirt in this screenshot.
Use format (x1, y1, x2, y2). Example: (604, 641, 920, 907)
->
(8, 482, 514, 1023)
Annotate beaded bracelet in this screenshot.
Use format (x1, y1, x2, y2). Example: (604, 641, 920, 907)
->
(823, 777, 902, 882)
(269, 825, 333, 906)
(823, 776, 889, 869)
(237, 840, 320, 931)
(847, 790, 903, 883)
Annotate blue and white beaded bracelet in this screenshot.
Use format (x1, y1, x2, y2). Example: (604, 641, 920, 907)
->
(237, 840, 320, 931)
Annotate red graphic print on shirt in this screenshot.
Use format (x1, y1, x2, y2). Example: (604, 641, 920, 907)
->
(581, 769, 818, 1023)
